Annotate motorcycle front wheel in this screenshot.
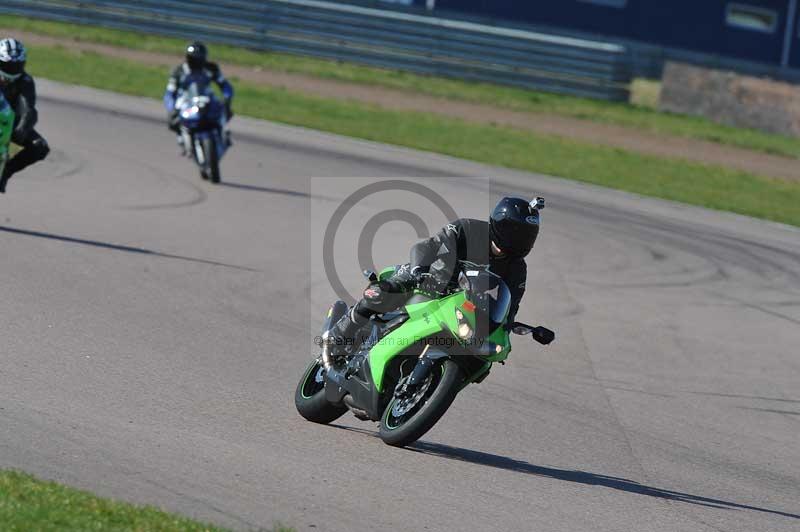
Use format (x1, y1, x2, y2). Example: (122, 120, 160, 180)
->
(201, 136, 221, 184)
(379, 359, 463, 447)
(294, 359, 347, 424)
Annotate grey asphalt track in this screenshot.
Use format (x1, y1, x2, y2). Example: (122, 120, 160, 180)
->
(1, 80, 799, 532)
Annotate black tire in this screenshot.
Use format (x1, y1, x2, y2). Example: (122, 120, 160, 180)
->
(379, 359, 463, 447)
(294, 359, 347, 424)
(201, 136, 221, 184)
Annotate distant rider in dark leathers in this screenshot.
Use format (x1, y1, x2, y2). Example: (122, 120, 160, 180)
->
(0, 38, 50, 194)
(328, 196, 543, 349)
(164, 41, 234, 148)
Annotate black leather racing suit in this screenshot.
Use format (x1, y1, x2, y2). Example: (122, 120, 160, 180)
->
(1, 73, 50, 179)
(335, 218, 528, 342)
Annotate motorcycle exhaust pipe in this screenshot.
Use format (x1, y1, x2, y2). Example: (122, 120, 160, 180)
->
(319, 301, 349, 372)
(320, 330, 334, 372)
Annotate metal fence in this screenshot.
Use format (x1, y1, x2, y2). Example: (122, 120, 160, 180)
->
(0, 0, 632, 101)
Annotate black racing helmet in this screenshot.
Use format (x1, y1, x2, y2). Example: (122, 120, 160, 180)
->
(489, 196, 544, 258)
(185, 41, 208, 71)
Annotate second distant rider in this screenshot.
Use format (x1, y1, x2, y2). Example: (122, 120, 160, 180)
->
(0, 38, 50, 194)
(164, 41, 234, 149)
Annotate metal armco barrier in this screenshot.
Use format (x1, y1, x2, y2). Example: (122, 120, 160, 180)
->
(0, 0, 632, 101)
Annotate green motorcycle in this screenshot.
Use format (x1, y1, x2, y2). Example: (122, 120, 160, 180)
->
(0, 94, 13, 179)
(295, 261, 555, 447)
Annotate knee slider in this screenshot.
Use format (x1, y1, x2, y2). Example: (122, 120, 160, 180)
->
(31, 137, 50, 161)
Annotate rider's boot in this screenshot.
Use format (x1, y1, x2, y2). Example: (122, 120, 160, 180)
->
(221, 116, 232, 148)
(0, 154, 23, 193)
(0, 137, 50, 193)
(326, 308, 367, 355)
(0, 166, 11, 194)
(176, 134, 186, 156)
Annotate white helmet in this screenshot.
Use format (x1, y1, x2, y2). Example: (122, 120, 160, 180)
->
(0, 39, 27, 83)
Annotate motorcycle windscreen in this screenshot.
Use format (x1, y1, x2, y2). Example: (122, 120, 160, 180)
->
(488, 281, 511, 326)
(468, 272, 511, 335)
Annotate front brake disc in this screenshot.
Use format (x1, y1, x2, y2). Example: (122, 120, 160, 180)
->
(391, 375, 433, 417)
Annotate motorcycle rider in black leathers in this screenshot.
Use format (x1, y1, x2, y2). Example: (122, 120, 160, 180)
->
(164, 41, 234, 147)
(0, 38, 50, 194)
(327, 196, 543, 349)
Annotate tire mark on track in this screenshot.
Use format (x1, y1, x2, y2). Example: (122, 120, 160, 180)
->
(91, 145, 209, 211)
(689, 392, 800, 404)
(121, 175, 208, 211)
(47, 148, 86, 179)
(712, 292, 800, 326)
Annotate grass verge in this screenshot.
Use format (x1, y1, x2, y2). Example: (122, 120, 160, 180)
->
(4, 14, 800, 159)
(20, 43, 800, 227)
(0, 470, 293, 531)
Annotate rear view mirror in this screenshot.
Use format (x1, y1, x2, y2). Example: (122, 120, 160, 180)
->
(532, 326, 555, 345)
(363, 269, 378, 283)
(511, 322, 554, 345)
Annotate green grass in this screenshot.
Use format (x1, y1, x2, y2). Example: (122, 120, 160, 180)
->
(5, 14, 800, 158)
(22, 43, 800, 227)
(0, 470, 293, 531)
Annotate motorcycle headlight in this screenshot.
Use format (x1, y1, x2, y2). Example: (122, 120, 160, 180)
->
(455, 307, 473, 340)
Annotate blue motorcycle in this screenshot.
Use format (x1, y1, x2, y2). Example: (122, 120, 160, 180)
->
(176, 92, 228, 183)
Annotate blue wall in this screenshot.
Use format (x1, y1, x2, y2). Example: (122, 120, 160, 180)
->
(426, 0, 793, 66)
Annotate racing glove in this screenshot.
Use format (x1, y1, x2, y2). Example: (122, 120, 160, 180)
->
(379, 265, 425, 294)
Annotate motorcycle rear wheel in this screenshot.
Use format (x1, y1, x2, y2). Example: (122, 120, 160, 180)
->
(379, 359, 463, 447)
(294, 359, 347, 424)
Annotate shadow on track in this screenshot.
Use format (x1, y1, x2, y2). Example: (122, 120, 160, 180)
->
(331, 424, 799, 520)
(0, 225, 259, 272)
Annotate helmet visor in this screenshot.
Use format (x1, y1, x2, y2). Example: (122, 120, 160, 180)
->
(186, 55, 205, 70)
(0, 60, 24, 80)
(491, 217, 538, 258)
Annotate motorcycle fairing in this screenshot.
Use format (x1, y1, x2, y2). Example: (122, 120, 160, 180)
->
(323, 323, 386, 420)
(368, 292, 464, 391)
(0, 97, 13, 176)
